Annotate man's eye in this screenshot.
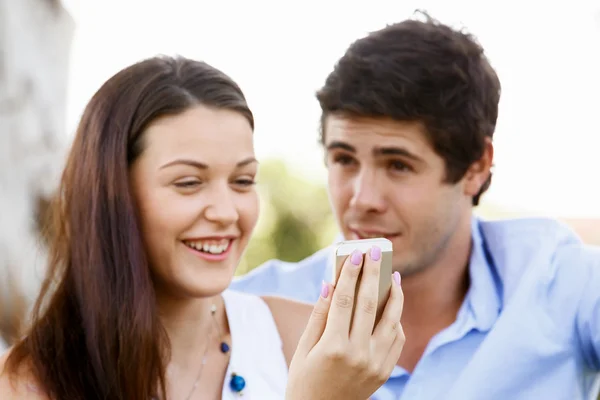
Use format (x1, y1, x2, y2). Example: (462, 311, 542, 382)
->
(389, 161, 411, 172)
(333, 154, 356, 166)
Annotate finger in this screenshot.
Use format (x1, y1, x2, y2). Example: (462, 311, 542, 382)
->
(325, 249, 364, 338)
(381, 321, 406, 378)
(350, 246, 382, 345)
(295, 281, 333, 357)
(371, 272, 404, 359)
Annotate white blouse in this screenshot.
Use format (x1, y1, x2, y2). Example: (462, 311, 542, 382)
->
(220, 290, 288, 399)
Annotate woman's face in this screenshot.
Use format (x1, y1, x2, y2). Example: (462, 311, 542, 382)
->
(130, 105, 259, 299)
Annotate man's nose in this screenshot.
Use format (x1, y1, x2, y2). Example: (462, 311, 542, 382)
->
(349, 169, 387, 214)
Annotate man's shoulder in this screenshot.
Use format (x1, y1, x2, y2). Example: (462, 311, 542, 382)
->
(478, 216, 581, 245)
(478, 216, 598, 294)
(230, 246, 332, 302)
(553, 241, 600, 270)
(478, 216, 585, 263)
(241, 246, 331, 278)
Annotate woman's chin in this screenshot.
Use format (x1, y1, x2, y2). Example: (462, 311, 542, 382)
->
(177, 271, 234, 299)
(153, 259, 239, 300)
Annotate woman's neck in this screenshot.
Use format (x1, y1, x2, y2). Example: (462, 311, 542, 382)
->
(155, 293, 231, 400)
(157, 293, 226, 370)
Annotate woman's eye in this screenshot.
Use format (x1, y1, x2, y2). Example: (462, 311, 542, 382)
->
(234, 179, 256, 187)
(174, 180, 201, 188)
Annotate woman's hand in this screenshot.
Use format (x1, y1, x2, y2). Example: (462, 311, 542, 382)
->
(285, 246, 405, 400)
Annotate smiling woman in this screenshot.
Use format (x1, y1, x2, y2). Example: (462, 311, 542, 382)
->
(129, 104, 260, 300)
(0, 55, 406, 400)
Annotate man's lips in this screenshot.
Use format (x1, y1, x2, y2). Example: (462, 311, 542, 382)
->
(349, 229, 401, 240)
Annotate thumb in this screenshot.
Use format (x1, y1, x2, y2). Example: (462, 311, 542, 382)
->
(295, 281, 333, 357)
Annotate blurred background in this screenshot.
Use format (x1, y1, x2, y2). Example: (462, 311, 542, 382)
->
(1, 0, 599, 349)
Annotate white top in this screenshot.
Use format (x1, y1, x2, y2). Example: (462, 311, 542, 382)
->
(220, 290, 288, 399)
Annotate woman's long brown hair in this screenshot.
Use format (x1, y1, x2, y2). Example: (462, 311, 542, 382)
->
(4, 56, 254, 400)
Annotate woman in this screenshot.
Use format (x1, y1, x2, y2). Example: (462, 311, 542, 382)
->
(0, 56, 405, 399)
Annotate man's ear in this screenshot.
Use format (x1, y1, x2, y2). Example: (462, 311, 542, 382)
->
(463, 138, 493, 198)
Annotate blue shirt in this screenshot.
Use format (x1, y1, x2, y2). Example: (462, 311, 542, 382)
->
(230, 217, 600, 399)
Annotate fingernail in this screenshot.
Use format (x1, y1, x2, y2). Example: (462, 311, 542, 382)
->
(351, 249, 363, 265)
(320, 281, 329, 298)
(393, 271, 401, 286)
(370, 245, 381, 261)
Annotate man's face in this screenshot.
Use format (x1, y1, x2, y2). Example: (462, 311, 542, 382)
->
(324, 115, 487, 276)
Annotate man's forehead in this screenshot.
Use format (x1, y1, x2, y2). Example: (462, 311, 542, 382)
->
(325, 114, 426, 137)
(323, 115, 431, 156)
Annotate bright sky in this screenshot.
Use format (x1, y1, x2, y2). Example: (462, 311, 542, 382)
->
(61, 0, 600, 217)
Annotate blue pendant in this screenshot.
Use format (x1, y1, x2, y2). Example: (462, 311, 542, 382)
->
(229, 373, 246, 393)
(220, 342, 230, 353)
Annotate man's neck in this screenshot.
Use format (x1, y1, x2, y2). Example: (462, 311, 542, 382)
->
(397, 217, 473, 372)
(401, 256, 470, 329)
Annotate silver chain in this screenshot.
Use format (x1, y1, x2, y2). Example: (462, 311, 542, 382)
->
(183, 303, 220, 400)
(151, 303, 219, 400)
(182, 332, 211, 400)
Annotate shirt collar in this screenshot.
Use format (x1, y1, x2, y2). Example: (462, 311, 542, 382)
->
(461, 216, 503, 332)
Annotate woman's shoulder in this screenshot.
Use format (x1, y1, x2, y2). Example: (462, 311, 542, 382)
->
(261, 295, 313, 329)
(223, 289, 312, 332)
(0, 350, 49, 399)
(223, 289, 313, 365)
(259, 295, 313, 366)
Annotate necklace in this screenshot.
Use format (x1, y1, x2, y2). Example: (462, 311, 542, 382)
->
(181, 336, 211, 400)
(181, 303, 221, 400)
(211, 303, 246, 396)
(153, 299, 246, 400)
(181, 302, 247, 399)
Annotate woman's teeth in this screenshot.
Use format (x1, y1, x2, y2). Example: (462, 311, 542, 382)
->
(184, 239, 231, 254)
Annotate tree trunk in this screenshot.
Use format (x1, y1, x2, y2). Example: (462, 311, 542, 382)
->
(0, 0, 74, 346)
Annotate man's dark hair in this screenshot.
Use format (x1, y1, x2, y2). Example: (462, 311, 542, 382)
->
(316, 11, 501, 205)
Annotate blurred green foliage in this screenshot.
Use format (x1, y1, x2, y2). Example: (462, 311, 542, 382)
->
(237, 159, 338, 275)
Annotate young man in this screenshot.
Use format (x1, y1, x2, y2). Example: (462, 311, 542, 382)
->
(231, 13, 600, 400)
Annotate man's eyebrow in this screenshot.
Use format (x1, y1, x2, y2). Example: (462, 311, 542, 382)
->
(326, 141, 356, 153)
(373, 146, 423, 162)
(326, 141, 423, 163)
